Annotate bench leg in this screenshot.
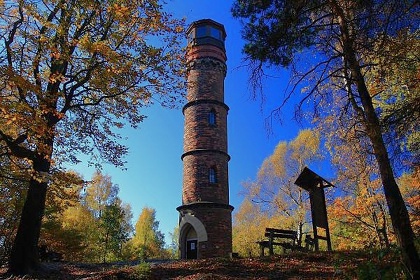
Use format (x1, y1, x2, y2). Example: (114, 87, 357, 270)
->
(260, 245, 265, 257)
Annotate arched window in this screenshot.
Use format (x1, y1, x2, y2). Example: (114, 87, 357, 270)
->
(209, 167, 217, 183)
(208, 109, 216, 126)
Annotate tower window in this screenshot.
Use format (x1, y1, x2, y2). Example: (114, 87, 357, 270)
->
(210, 27, 222, 40)
(208, 109, 216, 126)
(209, 167, 217, 183)
(193, 25, 223, 40)
(196, 26, 207, 38)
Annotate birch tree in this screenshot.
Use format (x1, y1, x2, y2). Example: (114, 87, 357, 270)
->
(244, 129, 321, 243)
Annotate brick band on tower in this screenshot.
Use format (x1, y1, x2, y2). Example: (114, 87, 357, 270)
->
(177, 19, 233, 259)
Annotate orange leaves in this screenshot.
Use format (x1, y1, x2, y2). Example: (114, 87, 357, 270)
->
(0, 0, 186, 270)
(50, 47, 61, 60)
(329, 197, 349, 217)
(398, 170, 420, 234)
(0, 250, 403, 279)
(0, 0, 186, 171)
(48, 72, 66, 84)
(4, 114, 18, 126)
(328, 177, 395, 250)
(108, 3, 131, 21)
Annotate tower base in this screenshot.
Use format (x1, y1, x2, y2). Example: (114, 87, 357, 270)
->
(177, 202, 233, 259)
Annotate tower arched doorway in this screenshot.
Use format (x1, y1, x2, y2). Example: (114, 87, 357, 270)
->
(179, 213, 208, 259)
(185, 226, 197, 259)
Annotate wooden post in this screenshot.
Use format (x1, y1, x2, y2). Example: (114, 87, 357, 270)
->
(325, 224, 332, 251)
(313, 224, 319, 251)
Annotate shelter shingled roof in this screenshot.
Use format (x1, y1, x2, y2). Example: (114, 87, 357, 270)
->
(294, 167, 334, 191)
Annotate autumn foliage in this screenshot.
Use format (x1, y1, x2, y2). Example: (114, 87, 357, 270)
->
(0, 0, 185, 274)
(233, 128, 419, 258)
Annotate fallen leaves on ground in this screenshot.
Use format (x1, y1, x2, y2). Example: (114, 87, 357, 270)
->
(0, 250, 404, 279)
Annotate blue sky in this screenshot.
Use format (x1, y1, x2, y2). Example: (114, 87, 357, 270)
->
(68, 0, 306, 245)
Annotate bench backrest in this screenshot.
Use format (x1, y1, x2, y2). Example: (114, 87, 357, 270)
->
(265, 228, 297, 239)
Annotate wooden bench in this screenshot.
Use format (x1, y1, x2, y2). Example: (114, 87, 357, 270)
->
(257, 228, 300, 256)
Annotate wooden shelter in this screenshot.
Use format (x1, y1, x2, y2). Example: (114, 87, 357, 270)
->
(295, 167, 333, 251)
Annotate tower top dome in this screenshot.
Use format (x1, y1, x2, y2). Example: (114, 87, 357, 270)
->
(187, 19, 226, 50)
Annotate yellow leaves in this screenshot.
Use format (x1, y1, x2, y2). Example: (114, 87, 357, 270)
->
(78, 36, 125, 70)
(1, 97, 31, 132)
(257, 129, 320, 182)
(270, 142, 287, 176)
(290, 129, 320, 161)
(32, 170, 50, 183)
(77, 34, 90, 49)
(132, 207, 164, 258)
(6, 70, 39, 95)
(257, 142, 286, 179)
(109, 3, 131, 21)
(244, 129, 321, 242)
(233, 198, 270, 257)
(39, 35, 49, 44)
(61, 204, 95, 231)
(92, 41, 112, 55)
(106, 65, 123, 75)
(175, 25, 184, 33)
(80, 37, 116, 58)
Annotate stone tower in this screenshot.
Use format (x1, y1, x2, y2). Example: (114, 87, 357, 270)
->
(177, 19, 233, 259)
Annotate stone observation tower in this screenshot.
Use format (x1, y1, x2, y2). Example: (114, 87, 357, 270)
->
(177, 19, 233, 259)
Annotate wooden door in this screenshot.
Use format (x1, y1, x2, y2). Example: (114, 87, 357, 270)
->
(186, 240, 198, 259)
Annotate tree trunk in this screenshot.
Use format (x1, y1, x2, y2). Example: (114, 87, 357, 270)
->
(8, 157, 50, 276)
(348, 52, 420, 279)
(332, 2, 420, 275)
(371, 139, 420, 279)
